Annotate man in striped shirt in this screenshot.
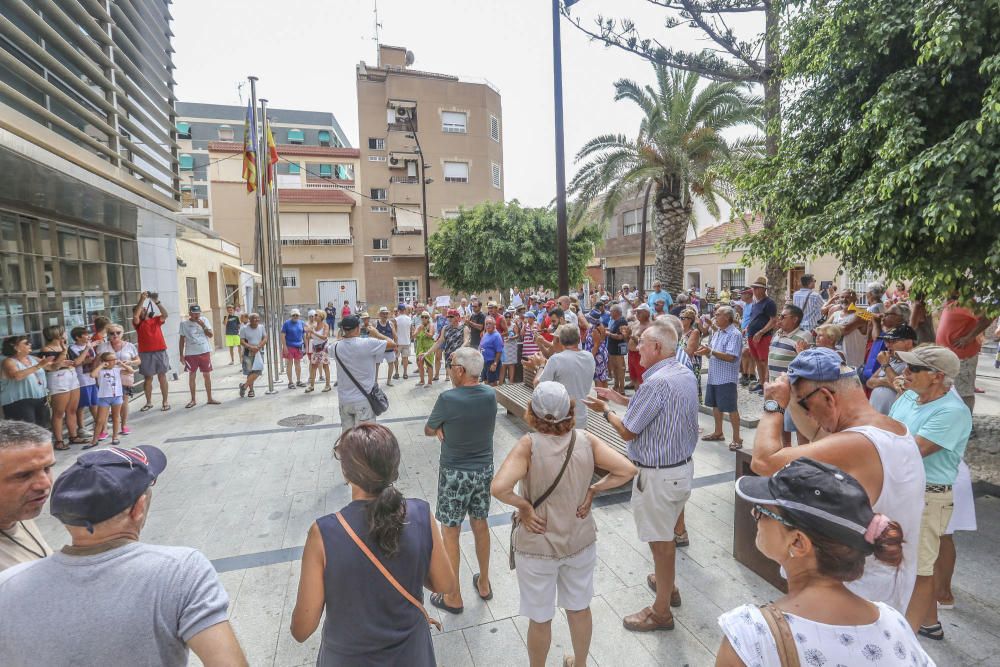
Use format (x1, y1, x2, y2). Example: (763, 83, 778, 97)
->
(585, 319, 698, 633)
(699, 306, 744, 450)
(792, 274, 825, 332)
(768, 304, 814, 445)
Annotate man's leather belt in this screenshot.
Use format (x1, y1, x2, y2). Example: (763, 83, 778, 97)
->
(633, 456, 692, 470)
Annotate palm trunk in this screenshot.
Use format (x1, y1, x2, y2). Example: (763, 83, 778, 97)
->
(763, 0, 786, 304)
(653, 182, 691, 298)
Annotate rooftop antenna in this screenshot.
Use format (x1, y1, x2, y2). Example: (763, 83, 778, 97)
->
(236, 80, 246, 106)
(372, 0, 382, 55)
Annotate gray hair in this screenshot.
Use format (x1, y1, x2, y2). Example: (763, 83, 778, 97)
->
(715, 305, 735, 323)
(451, 346, 484, 376)
(643, 319, 678, 354)
(661, 314, 684, 341)
(610, 304, 622, 316)
(867, 282, 885, 298)
(557, 324, 580, 347)
(0, 420, 52, 450)
(887, 303, 911, 322)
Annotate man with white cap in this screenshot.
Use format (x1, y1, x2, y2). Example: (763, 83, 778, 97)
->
(0, 445, 247, 666)
(886, 344, 972, 638)
(281, 308, 307, 389)
(752, 347, 925, 613)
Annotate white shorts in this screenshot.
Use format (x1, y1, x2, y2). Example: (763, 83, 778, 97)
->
(945, 460, 977, 534)
(955, 355, 978, 398)
(396, 344, 412, 358)
(631, 461, 693, 543)
(339, 401, 376, 431)
(47, 368, 80, 395)
(516, 542, 597, 623)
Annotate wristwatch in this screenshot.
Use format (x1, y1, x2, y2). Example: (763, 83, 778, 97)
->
(603, 409, 611, 422)
(763, 399, 785, 415)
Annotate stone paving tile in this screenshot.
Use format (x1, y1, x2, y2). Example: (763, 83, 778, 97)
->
(432, 629, 475, 667)
(462, 618, 530, 666)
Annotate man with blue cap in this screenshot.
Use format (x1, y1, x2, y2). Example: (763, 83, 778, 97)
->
(750, 347, 925, 614)
(0, 446, 247, 666)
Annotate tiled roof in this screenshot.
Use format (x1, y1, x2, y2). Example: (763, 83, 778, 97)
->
(278, 188, 355, 206)
(207, 142, 359, 158)
(686, 215, 764, 248)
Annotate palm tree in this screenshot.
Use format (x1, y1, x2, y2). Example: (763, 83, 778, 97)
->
(570, 63, 762, 297)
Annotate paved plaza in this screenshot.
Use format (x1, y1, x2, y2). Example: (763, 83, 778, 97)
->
(32, 351, 1000, 666)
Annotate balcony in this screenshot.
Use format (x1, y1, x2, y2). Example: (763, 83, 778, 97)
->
(390, 232, 424, 257)
(388, 179, 421, 206)
(279, 236, 353, 264)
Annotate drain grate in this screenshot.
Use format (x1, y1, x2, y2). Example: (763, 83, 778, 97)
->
(277, 413, 324, 428)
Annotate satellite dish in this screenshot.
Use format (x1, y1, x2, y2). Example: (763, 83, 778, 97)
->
(405, 50, 415, 66)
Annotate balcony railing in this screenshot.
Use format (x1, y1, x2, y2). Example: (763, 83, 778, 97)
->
(280, 236, 353, 246)
(389, 176, 419, 184)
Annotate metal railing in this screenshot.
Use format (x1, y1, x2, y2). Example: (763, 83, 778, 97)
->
(280, 237, 353, 246)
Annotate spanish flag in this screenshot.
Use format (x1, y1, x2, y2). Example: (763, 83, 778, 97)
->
(265, 117, 279, 186)
(242, 99, 257, 193)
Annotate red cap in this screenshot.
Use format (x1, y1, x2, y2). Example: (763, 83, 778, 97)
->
(446, 308, 460, 317)
(544, 300, 556, 308)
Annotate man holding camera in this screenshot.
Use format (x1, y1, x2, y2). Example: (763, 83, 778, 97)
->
(132, 290, 171, 412)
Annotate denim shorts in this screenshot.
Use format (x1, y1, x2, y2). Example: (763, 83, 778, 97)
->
(96, 395, 123, 408)
(435, 464, 494, 527)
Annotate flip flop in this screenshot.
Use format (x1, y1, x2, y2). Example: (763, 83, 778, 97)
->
(140, 404, 154, 412)
(918, 623, 944, 640)
(81, 442, 100, 450)
(185, 401, 196, 409)
(701, 434, 725, 442)
(161, 404, 171, 411)
(729, 442, 744, 451)
(473, 573, 493, 601)
(54, 440, 70, 451)
(430, 592, 463, 615)
(206, 399, 221, 405)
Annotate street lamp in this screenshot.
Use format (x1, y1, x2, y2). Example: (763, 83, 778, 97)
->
(404, 127, 432, 301)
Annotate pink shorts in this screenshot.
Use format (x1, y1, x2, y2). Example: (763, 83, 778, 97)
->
(184, 352, 213, 374)
(283, 346, 304, 360)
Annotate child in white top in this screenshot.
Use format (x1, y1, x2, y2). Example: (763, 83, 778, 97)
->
(86, 352, 132, 449)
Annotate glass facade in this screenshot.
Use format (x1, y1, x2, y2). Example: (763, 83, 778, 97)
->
(0, 209, 140, 350)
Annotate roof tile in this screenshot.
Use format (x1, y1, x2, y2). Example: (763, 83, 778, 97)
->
(686, 215, 764, 248)
(278, 188, 356, 206)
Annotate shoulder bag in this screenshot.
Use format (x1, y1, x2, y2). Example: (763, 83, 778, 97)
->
(759, 603, 801, 667)
(333, 344, 389, 416)
(509, 429, 576, 570)
(334, 512, 442, 631)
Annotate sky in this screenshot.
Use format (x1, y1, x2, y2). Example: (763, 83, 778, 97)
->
(171, 0, 761, 209)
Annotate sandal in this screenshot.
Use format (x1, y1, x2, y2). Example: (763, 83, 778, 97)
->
(140, 404, 154, 412)
(81, 442, 100, 450)
(729, 441, 744, 451)
(701, 433, 725, 442)
(69, 436, 89, 445)
(918, 623, 944, 640)
(111, 439, 120, 446)
(623, 606, 674, 632)
(185, 401, 197, 409)
(430, 592, 463, 615)
(305, 385, 315, 393)
(161, 404, 171, 411)
(674, 531, 690, 548)
(473, 573, 493, 601)
(322, 385, 332, 392)
(247, 389, 255, 398)
(54, 440, 71, 451)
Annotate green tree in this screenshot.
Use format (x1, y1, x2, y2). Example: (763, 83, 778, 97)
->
(428, 201, 602, 295)
(735, 0, 1000, 307)
(570, 64, 761, 296)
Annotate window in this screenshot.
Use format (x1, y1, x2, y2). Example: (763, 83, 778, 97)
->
(371, 206, 389, 213)
(179, 154, 193, 171)
(372, 256, 390, 263)
(217, 124, 234, 141)
(373, 238, 389, 250)
(281, 268, 299, 288)
(176, 121, 191, 139)
(846, 272, 881, 305)
(490, 115, 500, 142)
(288, 162, 300, 174)
(319, 164, 332, 178)
(287, 129, 304, 144)
(443, 161, 469, 183)
(335, 164, 355, 180)
(185, 277, 198, 307)
(368, 155, 387, 162)
(720, 267, 746, 292)
(441, 111, 467, 133)
(491, 162, 501, 189)
(397, 279, 419, 303)
(368, 137, 385, 150)
(370, 188, 387, 200)
(644, 265, 656, 290)
(622, 209, 642, 235)
(318, 130, 332, 147)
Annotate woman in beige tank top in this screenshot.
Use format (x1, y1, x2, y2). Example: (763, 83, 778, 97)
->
(491, 382, 636, 667)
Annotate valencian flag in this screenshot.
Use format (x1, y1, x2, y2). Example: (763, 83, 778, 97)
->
(265, 117, 279, 186)
(242, 99, 258, 193)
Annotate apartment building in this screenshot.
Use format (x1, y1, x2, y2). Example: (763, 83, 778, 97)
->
(0, 0, 211, 375)
(356, 44, 504, 306)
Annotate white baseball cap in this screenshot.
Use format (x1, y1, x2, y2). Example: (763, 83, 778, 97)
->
(530, 382, 572, 423)
(290, 308, 301, 316)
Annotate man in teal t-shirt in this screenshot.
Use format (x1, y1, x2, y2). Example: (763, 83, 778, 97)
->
(888, 345, 971, 639)
(423, 347, 497, 613)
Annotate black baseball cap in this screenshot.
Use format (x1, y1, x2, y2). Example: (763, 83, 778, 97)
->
(879, 324, 917, 341)
(189, 304, 201, 313)
(341, 315, 360, 331)
(736, 457, 878, 554)
(51, 446, 167, 532)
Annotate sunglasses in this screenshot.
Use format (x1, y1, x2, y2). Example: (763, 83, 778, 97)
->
(796, 385, 834, 412)
(108, 332, 121, 337)
(905, 363, 936, 374)
(751, 504, 797, 528)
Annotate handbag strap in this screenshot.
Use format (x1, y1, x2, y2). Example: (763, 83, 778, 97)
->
(334, 512, 442, 631)
(530, 429, 577, 510)
(333, 344, 372, 395)
(759, 603, 800, 667)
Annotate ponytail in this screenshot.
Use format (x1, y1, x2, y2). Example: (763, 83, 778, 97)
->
(366, 484, 407, 557)
(871, 519, 904, 567)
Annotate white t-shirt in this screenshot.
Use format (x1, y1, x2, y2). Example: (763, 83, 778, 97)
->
(238, 324, 265, 348)
(95, 366, 123, 399)
(563, 310, 579, 326)
(97, 342, 137, 387)
(329, 337, 388, 406)
(394, 314, 413, 345)
(178, 317, 213, 356)
(718, 602, 935, 667)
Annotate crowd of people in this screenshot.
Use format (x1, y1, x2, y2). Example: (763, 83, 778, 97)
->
(0, 272, 987, 666)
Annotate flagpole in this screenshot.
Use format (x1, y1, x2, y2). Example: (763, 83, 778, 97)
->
(249, 77, 277, 394)
(260, 98, 284, 382)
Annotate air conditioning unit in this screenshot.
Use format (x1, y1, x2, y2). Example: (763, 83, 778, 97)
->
(395, 107, 411, 120)
(389, 156, 400, 165)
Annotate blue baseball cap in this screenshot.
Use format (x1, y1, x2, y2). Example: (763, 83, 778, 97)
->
(786, 347, 856, 385)
(50, 446, 167, 532)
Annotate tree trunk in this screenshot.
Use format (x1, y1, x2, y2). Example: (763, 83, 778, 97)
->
(762, 0, 786, 304)
(653, 183, 691, 298)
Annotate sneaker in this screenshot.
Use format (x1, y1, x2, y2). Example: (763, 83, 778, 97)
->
(120, 426, 131, 436)
(98, 431, 109, 442)
(739, 375, 749, 387)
